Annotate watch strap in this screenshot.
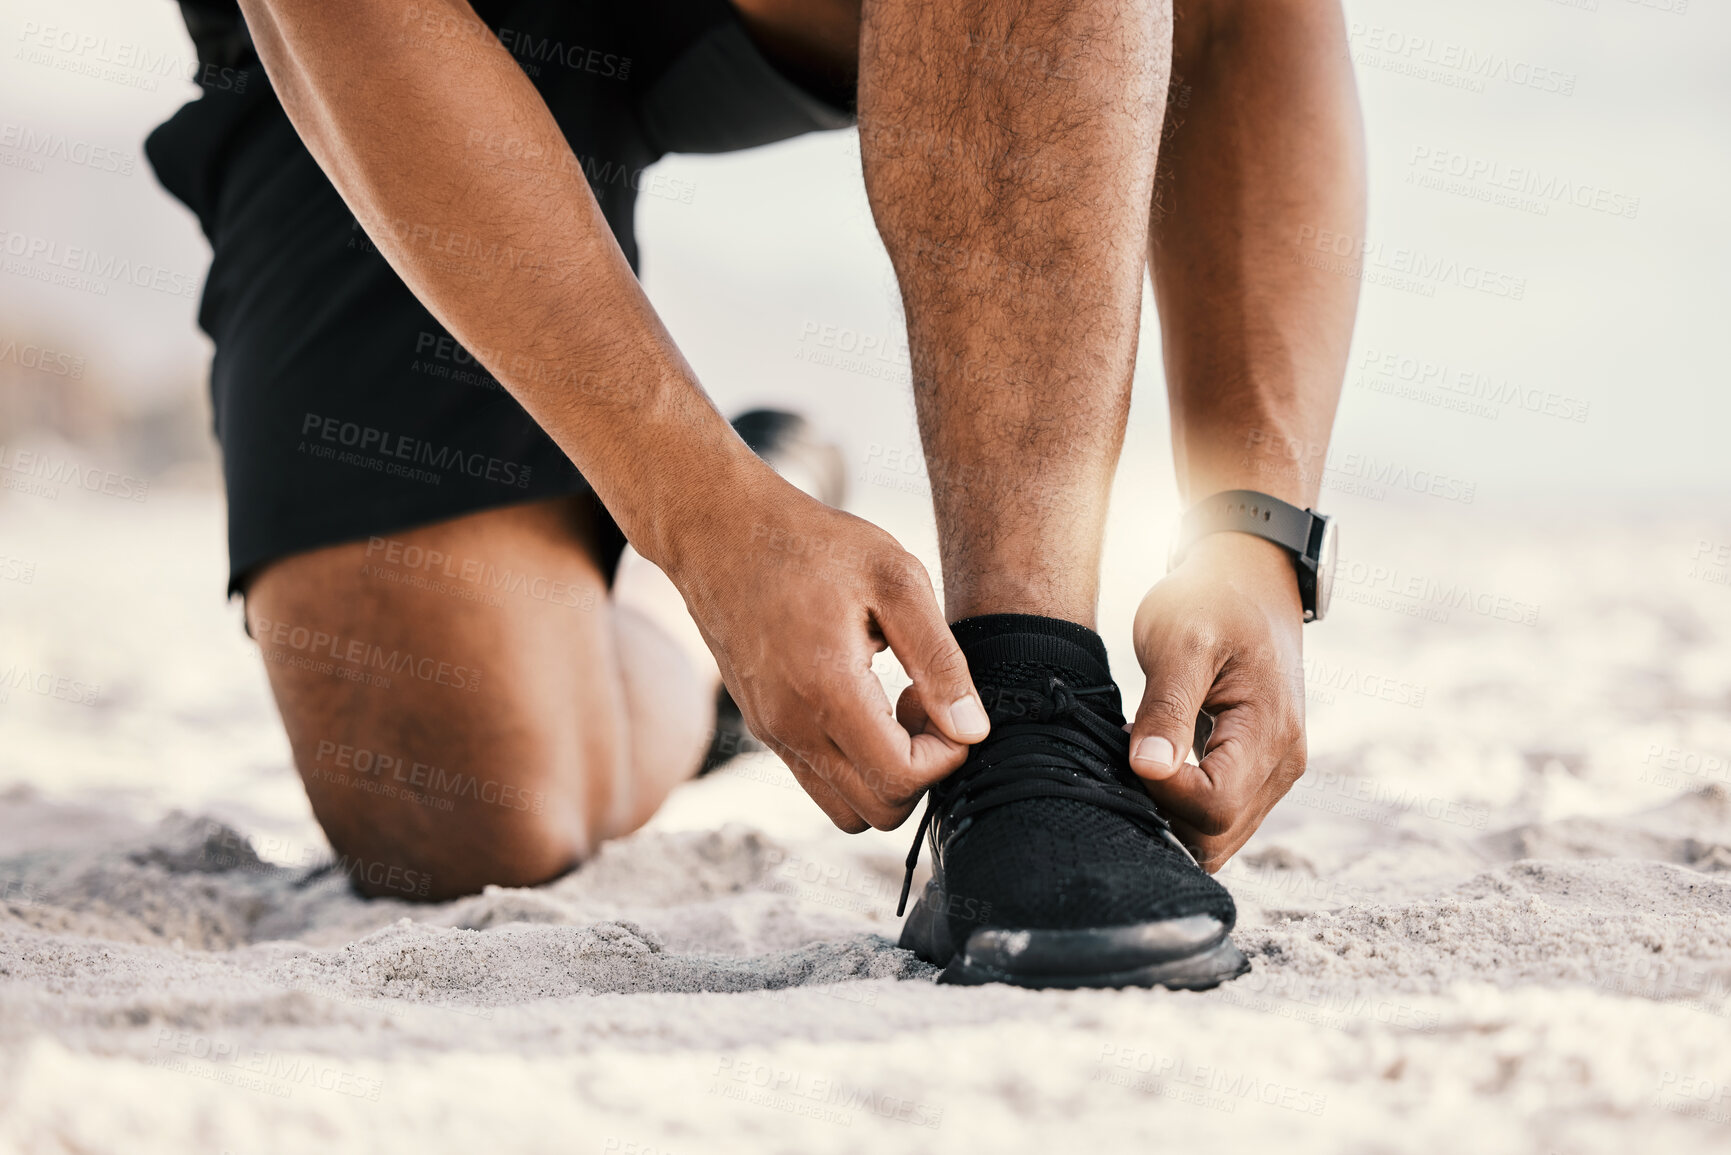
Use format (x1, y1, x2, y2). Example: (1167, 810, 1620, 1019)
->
(1175, 490, 1318, 563)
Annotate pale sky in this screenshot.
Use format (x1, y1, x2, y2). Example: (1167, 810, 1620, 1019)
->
(3, 0, 1728, 522)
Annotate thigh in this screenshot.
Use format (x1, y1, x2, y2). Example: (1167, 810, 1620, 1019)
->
(245, 496, 624, 899)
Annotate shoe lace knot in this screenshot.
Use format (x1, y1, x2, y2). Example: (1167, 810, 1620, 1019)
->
(896, 676, 1196, 916)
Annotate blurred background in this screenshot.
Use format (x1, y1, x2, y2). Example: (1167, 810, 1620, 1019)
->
(3, 0, 1730, 825)
(6, 5, 1731, 1149)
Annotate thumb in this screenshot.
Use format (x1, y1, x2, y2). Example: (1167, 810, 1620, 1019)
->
(875, 565, 990, 745)
(1129, 652, 1216, 782)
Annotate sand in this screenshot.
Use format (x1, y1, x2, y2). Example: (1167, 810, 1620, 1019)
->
(4, 485, 1731, 1153)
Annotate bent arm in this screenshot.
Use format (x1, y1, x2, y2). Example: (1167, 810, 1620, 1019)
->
(1150, 0, 1365, 511)
(237, 0, 762, 568)
(1125, 0, 1365, 861)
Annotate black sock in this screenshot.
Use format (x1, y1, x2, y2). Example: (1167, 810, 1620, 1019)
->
(949, 613, 1123, 724)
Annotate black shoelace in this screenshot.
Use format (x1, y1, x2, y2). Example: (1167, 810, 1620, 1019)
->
(897, 677, 1199, 916)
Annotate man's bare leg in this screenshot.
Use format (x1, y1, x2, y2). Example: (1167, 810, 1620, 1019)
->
(856, 0, 1362, 990)
(858, 0, 1365, 869)
(860, 0, 1170, 625)
(855, 0, 1253, 994)
(246, 496, 713, 900)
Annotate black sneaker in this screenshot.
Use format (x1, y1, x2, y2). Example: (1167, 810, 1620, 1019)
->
(730, 409, 847, 509)
(896, 615, 1250, 990)
(698, 410, 847, 776)
(698, 685, 764, 776)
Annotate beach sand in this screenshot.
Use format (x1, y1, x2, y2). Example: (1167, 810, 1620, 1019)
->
(3, 482, 1731, 1154)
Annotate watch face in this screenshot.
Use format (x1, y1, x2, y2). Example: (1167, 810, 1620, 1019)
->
(1314, 518, 1338, 621)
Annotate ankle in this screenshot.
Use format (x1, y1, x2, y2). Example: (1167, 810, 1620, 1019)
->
(944, 582, 1098, 630)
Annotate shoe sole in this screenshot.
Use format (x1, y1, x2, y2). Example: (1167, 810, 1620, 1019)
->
(900, 882, 1251, 992)
(939, 934, 1251, 991)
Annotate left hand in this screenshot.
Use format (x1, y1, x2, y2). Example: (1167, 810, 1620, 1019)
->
(1126, 532, 1308, 871)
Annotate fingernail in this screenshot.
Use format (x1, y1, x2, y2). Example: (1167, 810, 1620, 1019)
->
(1132, 736, 1177, 779)
(949, 695, 990, 741)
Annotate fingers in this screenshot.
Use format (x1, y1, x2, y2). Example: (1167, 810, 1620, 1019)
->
(750, 634, 962, 831)
(1148, 733, 1260, 839)
(893, 683, 929, 734)
(798, 663, 968, 829)
(702, 514, 978, 832)
(1166, 739, 1306, 872)
(760, 734, 870, 834)
(1128, 631, 1219, 781)
(1142, 692, 1299, 840)
(873, 559, 989, 745)
(776, 715, 947, 831)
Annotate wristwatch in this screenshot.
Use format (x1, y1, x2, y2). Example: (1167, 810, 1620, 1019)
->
(1170, 490, 1338, 622)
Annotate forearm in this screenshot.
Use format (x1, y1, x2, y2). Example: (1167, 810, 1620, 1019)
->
(1151, 0, 1365, 508)
(237, 0, 762, 567)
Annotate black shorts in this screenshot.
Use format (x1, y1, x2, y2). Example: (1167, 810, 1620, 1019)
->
(146, 0, 853, 593)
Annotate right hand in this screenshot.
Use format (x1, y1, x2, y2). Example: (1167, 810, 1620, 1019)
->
(665, 468, 990, 831)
